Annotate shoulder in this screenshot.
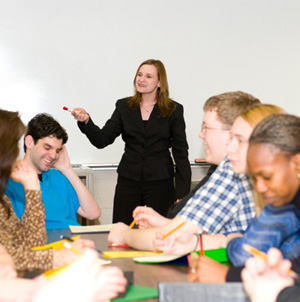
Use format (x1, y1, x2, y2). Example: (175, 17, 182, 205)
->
(167, 101, 184, 121)
(44, 169, 75, 190)
(6, 178, 23, 189)
(45, 169, 68, 181)
(213, 157, 234, 178)
(202, 157, 242, 193)
(264, 203, 299, 216)
(194, 158, 233, 193)
(45, 169, 62, 176)
(219, 158, 251, 190)
(173, 101, 184, 114)
(5, 179, 24, 197)
(116, 97, 131, 108)
(173, 100, 183, 108)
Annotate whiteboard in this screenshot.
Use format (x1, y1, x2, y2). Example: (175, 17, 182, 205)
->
(1, 0, 299, 164)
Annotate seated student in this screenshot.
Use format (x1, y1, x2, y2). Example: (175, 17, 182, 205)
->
(0, 246, 127, 302)
(108, 91, 260, 250)
(242, 248, 299, 302)
(210, 114, 300, 301)
(191, 113, 300, 285)
(5, 113, 101, 229)
(133, 91, 260, 228)
(0, 109, 96, 272)
(153, 104, 285, 255)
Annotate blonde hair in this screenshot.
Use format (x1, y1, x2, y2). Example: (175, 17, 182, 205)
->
(241, 104, 286, 128)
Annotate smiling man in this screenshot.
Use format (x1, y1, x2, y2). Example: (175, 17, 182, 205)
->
(5, 113, 101, 229)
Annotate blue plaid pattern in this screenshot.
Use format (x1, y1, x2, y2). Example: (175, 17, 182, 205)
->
(178, 157, 255, 234)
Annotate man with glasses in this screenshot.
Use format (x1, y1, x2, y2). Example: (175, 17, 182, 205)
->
(108, 91, 260, 251)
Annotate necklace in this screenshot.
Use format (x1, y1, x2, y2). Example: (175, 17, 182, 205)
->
(141, 103, 156, 112)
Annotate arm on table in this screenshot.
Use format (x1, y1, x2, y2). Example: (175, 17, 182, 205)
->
(154, 225, 228, 255)
(109, 216, 198, 252)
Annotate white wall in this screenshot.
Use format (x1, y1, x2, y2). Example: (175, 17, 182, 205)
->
(1, 0, 299, 164)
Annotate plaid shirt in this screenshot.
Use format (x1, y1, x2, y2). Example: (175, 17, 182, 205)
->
(178, 157, 256, 234)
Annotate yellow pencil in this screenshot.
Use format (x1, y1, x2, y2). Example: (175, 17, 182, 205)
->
(40, 264, 70, 279)
(63, 241, 82, 256)
(129, 205, 147, 228)
(161, 222, 185, 240)
(243, 244, 298, 278)
(243, 244, 267, 261)
(129, 220, 136, 229)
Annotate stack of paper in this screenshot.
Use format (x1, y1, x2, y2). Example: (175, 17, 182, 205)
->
(69, 224, 114, 233)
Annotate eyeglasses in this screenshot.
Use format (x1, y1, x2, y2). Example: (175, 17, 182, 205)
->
(201, 124, 229, 132)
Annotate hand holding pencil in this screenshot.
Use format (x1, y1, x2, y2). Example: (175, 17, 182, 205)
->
(132, 205, 168, 229)
(153, 220, 203, 255)
(242, 247, 296, 302)
(243, 245, 298, 278)
(160, 222, 185, 240)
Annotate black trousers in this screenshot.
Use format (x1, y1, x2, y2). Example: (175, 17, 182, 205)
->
(112, 175, 175, 224)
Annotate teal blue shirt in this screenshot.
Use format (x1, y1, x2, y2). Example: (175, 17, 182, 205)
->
(5, 169, 80, 229)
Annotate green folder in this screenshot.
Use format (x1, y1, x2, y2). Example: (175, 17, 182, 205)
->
(112, 285, 158, 302)
(203, 248, 228, 263)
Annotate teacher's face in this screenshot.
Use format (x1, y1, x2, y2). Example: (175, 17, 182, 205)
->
(135, 64, 160, 95)
(248, 144, 300, 207)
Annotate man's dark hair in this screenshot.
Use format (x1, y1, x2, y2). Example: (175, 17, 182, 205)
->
(24, 113, 68, 152)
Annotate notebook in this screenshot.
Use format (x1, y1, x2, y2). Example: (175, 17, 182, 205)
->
(69, 224, 114, 233)
(133, 248, 228, 265)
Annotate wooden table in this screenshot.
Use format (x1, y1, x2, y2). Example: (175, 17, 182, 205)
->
(48, 229, 189, 302)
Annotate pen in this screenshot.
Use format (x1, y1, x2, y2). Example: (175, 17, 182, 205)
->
(161, 222, 185, 240)
(243, 244, 298, 278)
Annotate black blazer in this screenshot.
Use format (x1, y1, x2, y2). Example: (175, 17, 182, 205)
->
(78, 98, 191, 199)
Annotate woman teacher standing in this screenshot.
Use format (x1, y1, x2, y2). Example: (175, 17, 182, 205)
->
(72, 59, 191, 224)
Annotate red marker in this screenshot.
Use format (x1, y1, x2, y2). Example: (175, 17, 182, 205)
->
(63, 106, 72, 112)
(107, 243, 130, 248)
